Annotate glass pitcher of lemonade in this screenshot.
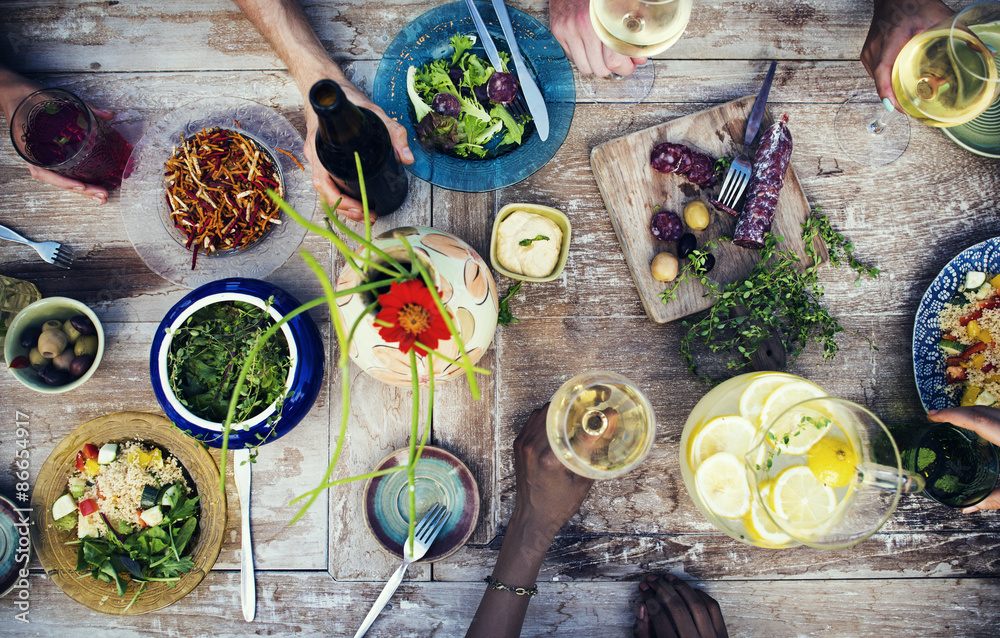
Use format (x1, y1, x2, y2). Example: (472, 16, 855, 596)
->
(680, 372, 925, 549)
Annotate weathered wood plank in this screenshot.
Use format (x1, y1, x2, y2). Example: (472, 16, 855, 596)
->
(1, 572, 998, 637)
(0, 1, 883, 73)
(437, 531, 1000, 581)
(430, 188, 501, 544)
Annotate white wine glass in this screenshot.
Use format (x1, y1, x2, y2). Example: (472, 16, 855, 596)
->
(837, 1, 1000, 166)
(891, 1, 1000, 128)
(546, 371, 656, 479)
(581, 0, 693, 107)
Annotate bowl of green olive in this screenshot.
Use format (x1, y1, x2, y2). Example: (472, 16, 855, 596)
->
(3, 297, 104, 394)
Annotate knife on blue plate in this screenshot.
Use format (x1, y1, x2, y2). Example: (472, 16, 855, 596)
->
(490, 0, 549, 141)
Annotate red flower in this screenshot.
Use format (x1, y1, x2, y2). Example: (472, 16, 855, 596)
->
(376, 279, 451, 356)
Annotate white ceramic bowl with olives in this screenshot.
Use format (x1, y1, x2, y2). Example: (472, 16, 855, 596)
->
(3, 297, 104, 394)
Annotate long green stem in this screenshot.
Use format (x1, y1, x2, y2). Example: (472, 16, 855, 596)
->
(407, 349, 419, 558)
(289, 466, 405, 504)
(290, 249, 353, 525)
(217, 295, 326, 493)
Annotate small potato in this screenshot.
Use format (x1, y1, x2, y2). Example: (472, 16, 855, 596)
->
(651, 252, 679, 282)
(683, 200, 710, 230)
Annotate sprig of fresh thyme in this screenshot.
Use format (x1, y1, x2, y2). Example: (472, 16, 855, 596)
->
(667, 207, 879, 383)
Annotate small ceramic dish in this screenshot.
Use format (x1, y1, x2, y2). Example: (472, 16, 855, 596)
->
(490, 203, 571, 283)
(363, 446, 479, 562)
(0, 494, 29, 598)
(3, 297, 104, 394)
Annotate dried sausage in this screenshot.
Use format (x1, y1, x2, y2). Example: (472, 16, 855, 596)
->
(650, 142, 718, 188)
(733, 115, 792, 249)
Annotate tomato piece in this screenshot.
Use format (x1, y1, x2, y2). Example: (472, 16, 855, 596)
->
(75, 452, 86, 472)
(983, 364, 996, 373)
(78, 498, 98, 517)
(980, 295, 1000, 310)
(82, 443, 99, 460)
(962, 342, 988, 359)
(946, 356, 964, 367)
(946, 366, 968, 383)
(959, 310, 983, 326)
(135, 509, 147, 528)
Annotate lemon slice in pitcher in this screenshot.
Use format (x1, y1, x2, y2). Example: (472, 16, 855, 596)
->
(807, 436, 858, 488)
(759, 382, 829, 454)
(690, 415, 755, 467)
(739, 374, 793, 426)
(695, 452, 751, 519)
(771, 466, 837, 527)
(744, 485, 795, 547)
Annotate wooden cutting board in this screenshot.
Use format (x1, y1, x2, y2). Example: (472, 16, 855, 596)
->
(591, 96, 827, 324)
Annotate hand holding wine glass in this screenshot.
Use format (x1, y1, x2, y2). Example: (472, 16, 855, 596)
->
(549, 0, 647, 77)
(928, 406, 1000, 513)
(861, 0, 955, 111)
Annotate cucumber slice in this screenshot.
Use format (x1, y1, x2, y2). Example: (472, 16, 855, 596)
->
(69, 477, 87, 499)
(97, 443, 118, 465)
(139, 505, 163, 527)
(161, 483, 183, 509)
(52, 493, 77, 520)
(140, 485, 160, 509)
(976, 391, 998, 407)
(940, 339, 964, 355)
(965, 271, 987, 290)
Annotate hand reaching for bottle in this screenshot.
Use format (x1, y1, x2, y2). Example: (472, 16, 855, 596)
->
(927, 407, 1000, 512)
(0, 67, 114, 204)
(303, 80, 414, 222)
(861, 0, 954, 111)
(633, 574, 728, 638)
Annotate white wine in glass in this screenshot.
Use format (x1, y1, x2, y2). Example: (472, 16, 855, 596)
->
(546, 371, 656, 479)
(590, 0, 693, 57)
(891, 2, 1000, 127)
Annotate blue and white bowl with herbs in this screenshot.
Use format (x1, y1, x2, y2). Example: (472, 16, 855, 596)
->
(150, 278, 324, 448)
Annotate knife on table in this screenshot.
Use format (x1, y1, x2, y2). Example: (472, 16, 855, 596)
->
(234, 448, 255, 622)
(743, 60, 777, 152)
(490, 0, 549, 141)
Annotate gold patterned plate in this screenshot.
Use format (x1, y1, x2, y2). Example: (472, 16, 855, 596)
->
(30, 412, 226, 615)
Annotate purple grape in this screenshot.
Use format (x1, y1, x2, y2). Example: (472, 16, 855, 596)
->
(431, 93, 461, 118)
(486, 72, 519, 104)
(473, 83, 491, 106)
(650, 210, 684, 243)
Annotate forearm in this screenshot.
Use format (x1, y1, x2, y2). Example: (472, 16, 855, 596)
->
(232, 0, 347, 95)
(466, 508, 557, 638)
(0, 65, 41, 123)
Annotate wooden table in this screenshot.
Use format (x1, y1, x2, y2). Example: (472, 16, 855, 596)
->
(1, 1, 998, 635)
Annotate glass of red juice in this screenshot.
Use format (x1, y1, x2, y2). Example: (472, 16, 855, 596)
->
(9, 88, 132, 192)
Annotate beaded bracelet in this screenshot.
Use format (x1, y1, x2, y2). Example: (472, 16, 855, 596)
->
(484, 575, 538, 597)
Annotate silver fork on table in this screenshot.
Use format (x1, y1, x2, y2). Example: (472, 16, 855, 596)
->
(0, 223, 74, 268)
(353, 503, 450, 638)
(716, 60, 777, 212)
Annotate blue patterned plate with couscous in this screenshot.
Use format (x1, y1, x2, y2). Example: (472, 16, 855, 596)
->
(913, 237, 1000, 411)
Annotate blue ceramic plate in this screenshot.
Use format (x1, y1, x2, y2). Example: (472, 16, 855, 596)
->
(913, 238, 1000, 410)
(364, 446, 479, 562)
(150, 278, 324, 448)
(372, 1, 575, 192)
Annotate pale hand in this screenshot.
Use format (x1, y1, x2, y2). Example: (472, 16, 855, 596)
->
(303, 81, 414, 222)
(549, 0, 647, 77)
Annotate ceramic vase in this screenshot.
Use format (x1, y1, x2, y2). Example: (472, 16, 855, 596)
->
(336, 226, 499, 387)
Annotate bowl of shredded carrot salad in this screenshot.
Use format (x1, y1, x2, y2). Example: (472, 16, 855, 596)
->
(120, 97, 314, 289)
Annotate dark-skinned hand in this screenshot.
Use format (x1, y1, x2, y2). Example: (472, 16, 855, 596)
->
(633, 574, 728, 638)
